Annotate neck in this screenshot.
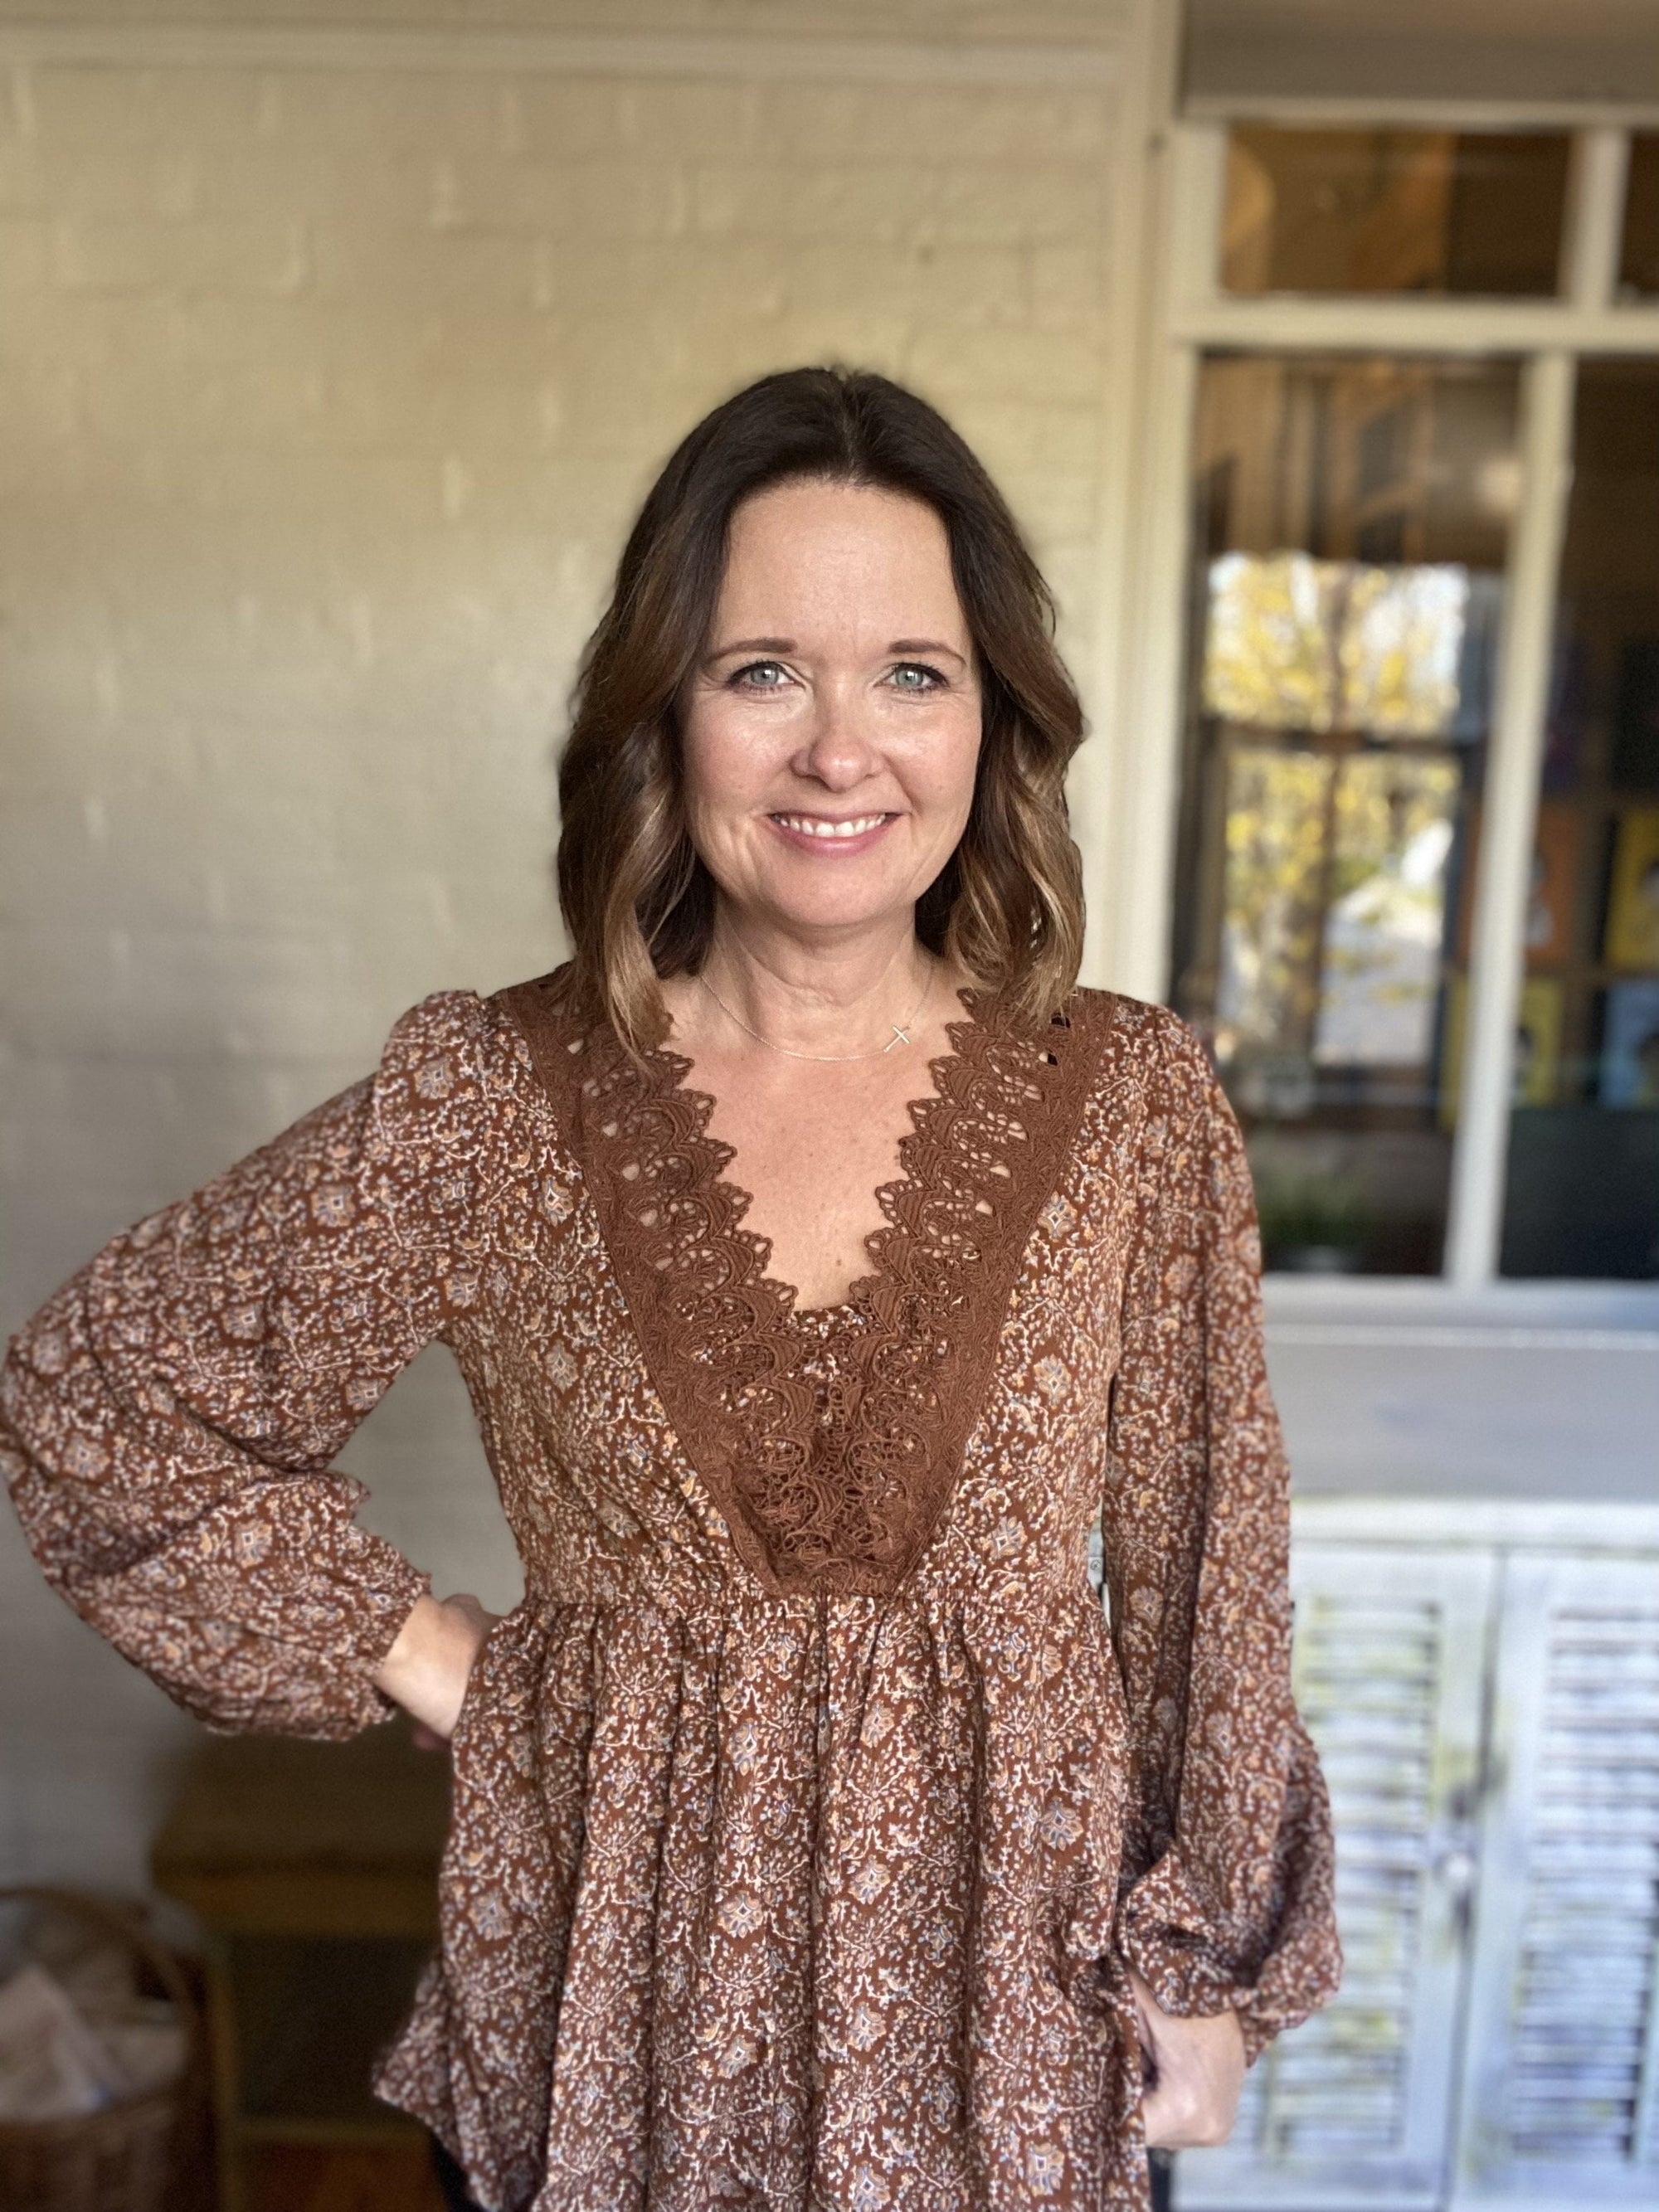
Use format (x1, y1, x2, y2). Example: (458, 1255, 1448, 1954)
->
(695, 910, 932, 1057)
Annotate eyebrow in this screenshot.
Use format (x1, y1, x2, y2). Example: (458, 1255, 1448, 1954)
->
(705, 635, 969, 665)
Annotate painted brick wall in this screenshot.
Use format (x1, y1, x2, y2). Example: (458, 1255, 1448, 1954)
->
(0, 12, 1127, 1888)
(2, 0, 1119, 36)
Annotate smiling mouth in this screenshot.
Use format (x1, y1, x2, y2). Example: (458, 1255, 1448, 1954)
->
(771, 812, 894, 840)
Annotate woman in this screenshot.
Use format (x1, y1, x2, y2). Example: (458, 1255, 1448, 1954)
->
(1, 367, 1340, 2212)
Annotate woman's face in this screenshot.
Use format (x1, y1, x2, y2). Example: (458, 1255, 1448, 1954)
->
(679, 478, 982, 946)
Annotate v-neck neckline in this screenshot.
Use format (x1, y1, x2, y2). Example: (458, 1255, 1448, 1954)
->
(499, 966, 1114, 1599)
(645, 983, 987, 1329)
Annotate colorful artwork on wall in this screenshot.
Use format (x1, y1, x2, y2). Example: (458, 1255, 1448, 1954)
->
(1602, 979, 1659, 1106)
(1439, 974, 1564, 1124)
(1604, 808, 1659, 970)
(1453, 800, 1578, 969)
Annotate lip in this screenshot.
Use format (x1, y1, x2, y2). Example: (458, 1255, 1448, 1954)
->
(766, 809, 898, 858)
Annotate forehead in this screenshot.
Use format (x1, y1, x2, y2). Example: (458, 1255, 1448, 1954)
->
(717, 480, 963, 626)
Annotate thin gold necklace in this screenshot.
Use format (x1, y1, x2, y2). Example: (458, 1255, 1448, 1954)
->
(695, 964, 933, 1063)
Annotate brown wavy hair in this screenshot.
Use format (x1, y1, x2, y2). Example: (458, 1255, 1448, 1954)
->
(557, 365, 1086, 1053)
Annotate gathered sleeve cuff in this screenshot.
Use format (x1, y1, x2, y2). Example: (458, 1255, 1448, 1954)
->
(0, 990, 499, 1739)
(1102, 1011, 1342, 2064)
(1115, 1714, 1340, 2064)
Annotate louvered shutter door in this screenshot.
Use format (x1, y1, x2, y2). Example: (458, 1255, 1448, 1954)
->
(1453, 1553, 1659, 2210)
(1176, 1543, 1495, 2210)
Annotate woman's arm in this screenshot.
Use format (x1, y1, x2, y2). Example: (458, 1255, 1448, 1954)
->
(0, 991, 500, 1739)
(1102, 1011, 1342, 2137)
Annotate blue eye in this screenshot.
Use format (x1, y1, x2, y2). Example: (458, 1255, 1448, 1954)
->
(890, 662, 945, 691)
(732, 660, 790, 689)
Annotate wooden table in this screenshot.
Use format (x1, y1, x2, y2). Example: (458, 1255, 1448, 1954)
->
(152, 1713, 450, 2212)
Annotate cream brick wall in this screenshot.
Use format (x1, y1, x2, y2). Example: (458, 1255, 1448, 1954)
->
(0, 7, 1131, 1889)
(0, 1, 1121, 39)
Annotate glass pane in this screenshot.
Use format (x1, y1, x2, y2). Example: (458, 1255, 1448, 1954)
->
(1171, 355, 1522, 1275)
(1223, 128, 1569, 297)
(1619, 134, 1659, 299)
(1499, 362, 1659, 1279)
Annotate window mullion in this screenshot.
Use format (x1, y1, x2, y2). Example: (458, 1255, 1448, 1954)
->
(1168, 299, 1659, 352)
(1169, 119, 1227, 315)
(1109, 339, 1201, 1003)
(1562, 125, 1632, 309)
(1104, 114, 1209, 1001)
(1443, 352, 1577, 1288)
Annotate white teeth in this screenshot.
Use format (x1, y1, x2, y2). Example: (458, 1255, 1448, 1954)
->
(776, 814, 888, 839)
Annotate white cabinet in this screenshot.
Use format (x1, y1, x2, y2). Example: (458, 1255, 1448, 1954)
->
(1174, 1502, 1659, 2212)
(1457, 1554, 1659, 2210)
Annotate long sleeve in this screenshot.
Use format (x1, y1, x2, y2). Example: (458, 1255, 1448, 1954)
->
(0, 990, 494, 1740)
(1101, 1011, 1341, 2064)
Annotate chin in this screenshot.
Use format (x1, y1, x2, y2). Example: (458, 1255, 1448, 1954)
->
(768, 897, 906, 937)
(749, 863, 910, 929)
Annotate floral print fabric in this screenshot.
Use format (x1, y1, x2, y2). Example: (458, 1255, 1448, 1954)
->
(1, 975, 1340, 2211)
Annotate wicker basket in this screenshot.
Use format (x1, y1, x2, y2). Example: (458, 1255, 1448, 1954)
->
(0, 1886, 201, 2212)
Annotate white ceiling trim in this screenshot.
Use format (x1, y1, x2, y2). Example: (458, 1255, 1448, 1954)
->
(1184, 3, 1659, 112)
(0, 18, 1120, 88)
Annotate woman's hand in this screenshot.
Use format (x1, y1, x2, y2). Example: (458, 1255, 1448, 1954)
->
(1130, 1966, 1247, 2151)
(372, 1590, 500, 1743)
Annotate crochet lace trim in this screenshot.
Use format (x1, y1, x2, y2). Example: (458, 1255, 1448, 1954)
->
(500, 973, 1111, 1598)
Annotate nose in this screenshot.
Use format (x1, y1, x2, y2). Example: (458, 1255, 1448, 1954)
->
(792, 677, 880, 792)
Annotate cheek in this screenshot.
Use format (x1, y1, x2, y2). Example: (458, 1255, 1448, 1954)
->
(679, 700, 766, 828)
(678, 699, 727, 803)
(907, 707, 982, 829)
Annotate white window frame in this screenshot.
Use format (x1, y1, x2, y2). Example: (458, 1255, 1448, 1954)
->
(1104, 63, 1659, 1301)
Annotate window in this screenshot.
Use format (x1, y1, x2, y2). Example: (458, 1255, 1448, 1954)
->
(1172, 356, 1519, 1273)
(1154, 122, 1659, 1285)
(1621, 135, 1659, 299)
(1223, 129, 1569, 299)
(1499, 363, 1659, 1277)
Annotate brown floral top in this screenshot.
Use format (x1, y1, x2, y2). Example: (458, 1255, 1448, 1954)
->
(1, 971, 1340, 2212)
